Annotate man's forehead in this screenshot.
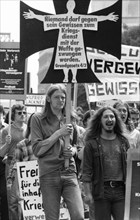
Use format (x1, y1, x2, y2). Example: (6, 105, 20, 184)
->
(15, 108, 26, 112)
(131, 114, 139, 118)
(52, 90, 65, 96)
(103, 109, 114, 114)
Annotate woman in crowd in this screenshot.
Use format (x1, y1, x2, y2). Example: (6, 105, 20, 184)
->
(113, 101, 140, 149)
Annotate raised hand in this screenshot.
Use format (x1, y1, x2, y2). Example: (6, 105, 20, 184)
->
(107, 12, 119, 22)
(23, 9, 35, 19)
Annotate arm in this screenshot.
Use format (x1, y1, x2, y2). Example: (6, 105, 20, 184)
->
(31, 115, 73, 157)
(81, 142, 94, 203)
(23, 9, 45, 22)
(0, 128, 11, 157)
(136, 131, 140, 149)
(98, 12, 119, 22)
(83, 182, 93, 205)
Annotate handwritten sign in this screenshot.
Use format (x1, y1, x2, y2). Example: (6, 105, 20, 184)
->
(16, 161, 70, 220)
(86, 45, 140, 102)
(87, 45, 140, 75)
(25, 94, 46, 106)
(124, 149, 140, 220)
(87, 75, 139, 102)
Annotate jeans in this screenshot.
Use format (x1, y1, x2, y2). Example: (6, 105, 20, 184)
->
(7, 175, 23, 220)
(94, 185, 125, 220)
(40, 170, 84, 220)
(6, 164, 23, 220)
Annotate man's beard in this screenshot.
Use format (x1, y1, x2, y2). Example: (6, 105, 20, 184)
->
(105, 129, 114, 133)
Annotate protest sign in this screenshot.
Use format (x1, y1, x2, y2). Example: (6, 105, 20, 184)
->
(16, 160, 70, 220)
(0, 42, 26, 100)
(25, 94, 46, 106)
(20, 0, 122, 84)
(124, 149, 140, 220)
(86, 45, 140, 102)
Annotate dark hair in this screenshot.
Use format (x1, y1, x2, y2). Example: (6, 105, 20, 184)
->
(76, 106, 84, 114)
(25, 113, 34, 138)
(85, 106, 124, 141)
(130, 108, 140, 115)
(42, 84, 66, 117)
(5, 112, 9, 124)
(0, 105, 5, 115)
(71, 110, 78, 120)
(11, 104, 26, 121)
(83, 110, 95, 127)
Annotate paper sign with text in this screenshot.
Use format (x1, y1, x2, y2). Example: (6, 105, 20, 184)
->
(86, 45, 140, 102)
(17, 161, 70, 220)
(86, 74, 139, 102)
(17, 161, 45, 220)
(124, 149, 140, 220)
(25, 94, 46, 106)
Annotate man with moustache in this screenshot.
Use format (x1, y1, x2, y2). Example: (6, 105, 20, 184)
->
(0, 104, 27, 220)
(82, 106, 130, 220)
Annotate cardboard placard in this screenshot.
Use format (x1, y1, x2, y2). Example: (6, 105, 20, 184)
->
(124, 149, 140, 220)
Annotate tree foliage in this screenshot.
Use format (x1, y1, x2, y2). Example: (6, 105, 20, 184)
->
(122, 25, 140, 47)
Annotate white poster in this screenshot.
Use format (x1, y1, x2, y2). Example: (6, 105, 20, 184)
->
(86, 45, 140, 102)
(17, 161, 70, 220)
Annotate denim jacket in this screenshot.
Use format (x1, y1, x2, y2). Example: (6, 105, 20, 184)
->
(82, 135, 130, 199)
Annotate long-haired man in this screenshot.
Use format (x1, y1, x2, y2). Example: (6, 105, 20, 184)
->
(82, 106, 130, 220)
(31, 84, 84, 220)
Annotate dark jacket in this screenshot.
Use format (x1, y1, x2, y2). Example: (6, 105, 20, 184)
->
(82, 135, 130, 200)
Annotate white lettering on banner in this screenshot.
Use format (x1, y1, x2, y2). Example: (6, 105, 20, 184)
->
(16, 161, 70, 220)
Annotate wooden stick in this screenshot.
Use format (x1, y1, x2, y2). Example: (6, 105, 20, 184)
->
(64, 83, 71, 169)
(8, 99, 12, 135)
(84, 83, 92, 115)
(73, 83, 78, 109)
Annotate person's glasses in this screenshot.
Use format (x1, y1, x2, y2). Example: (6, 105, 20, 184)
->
(16, 111, 27, 116)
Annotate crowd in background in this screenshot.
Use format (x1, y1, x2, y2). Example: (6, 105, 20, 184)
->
(0, 88, 140, 220)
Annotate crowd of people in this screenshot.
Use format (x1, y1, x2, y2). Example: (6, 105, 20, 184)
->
(0, 83, 140, 220)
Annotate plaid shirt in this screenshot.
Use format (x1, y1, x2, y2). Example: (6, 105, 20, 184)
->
(7, 138, 36, 182)
(16, 139, 36, 162)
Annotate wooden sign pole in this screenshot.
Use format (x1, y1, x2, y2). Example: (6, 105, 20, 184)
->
(64, 83, 71, 169)
(8, 99, 12, 135)
(73, 83, 78, 109)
